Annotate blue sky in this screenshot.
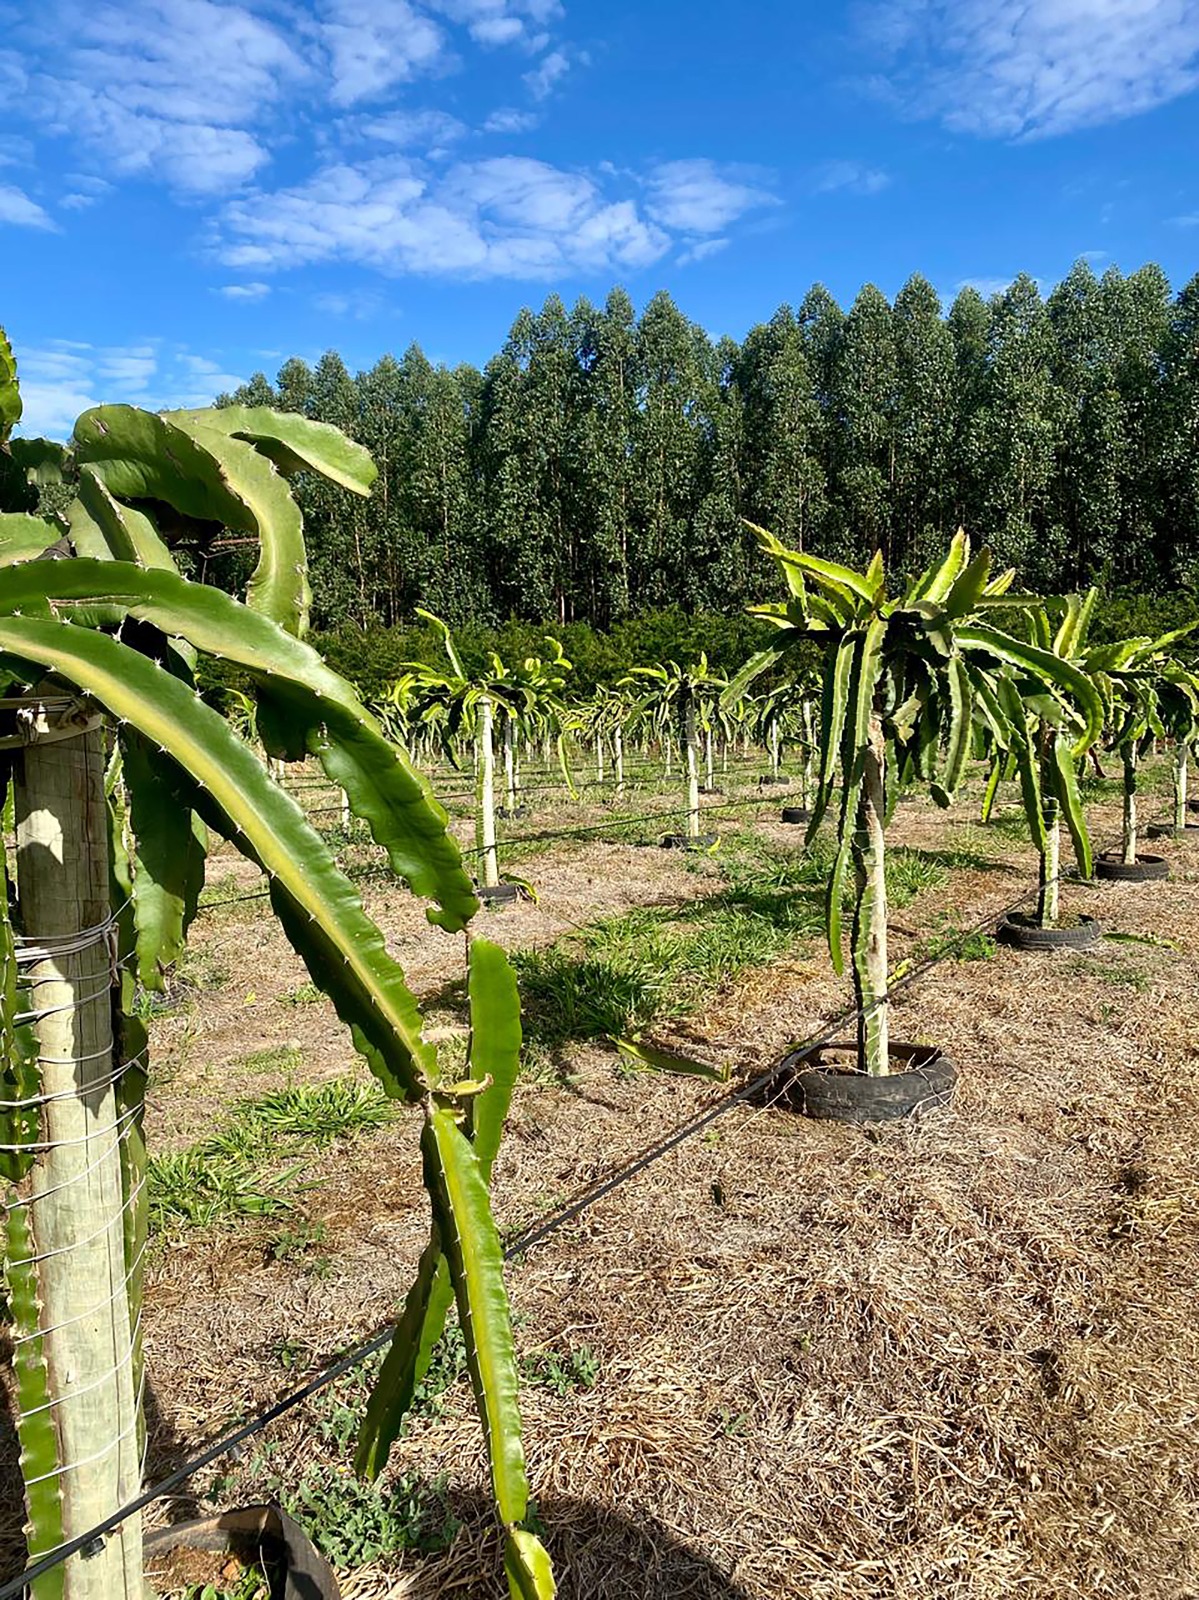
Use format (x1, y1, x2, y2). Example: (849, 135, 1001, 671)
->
(4, 0, 1199, 436)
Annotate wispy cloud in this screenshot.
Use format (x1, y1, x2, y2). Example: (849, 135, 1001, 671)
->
(355, 108, 468, 150)
(813, 159, 890, 196)
(219, 154, 683, 279)
(678, 237, 730, 266)
(523, 47, 573, 99)
(1169, 211, 1199, 226)
(483, 106, 540, 134)
(0, 183, 58, 230)
(320, 0, 448, 107)
(644, 159, 779, 234)
(7, 0, 575, 201)
(13, 338, 245, 438)
(862, 0, 1199, 139)
(217, 281, 272, 300)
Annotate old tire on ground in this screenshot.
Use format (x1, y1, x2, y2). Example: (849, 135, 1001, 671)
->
(1094, 852, 1169, 882)
(477, 881, 521, 904)
(1147, 821, 1199, 839)
(997, 912, 1100, 949)
(778, 1041, 956, 1124)
(780, 806, 809, 825)
(496, 804, 527, 819)
(144, 1506, 340, 1599)
(757, 775, 787, 786)
(661, 833, 718, 851)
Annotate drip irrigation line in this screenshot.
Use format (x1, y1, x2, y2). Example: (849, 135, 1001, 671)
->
(457, 784, 809, 856)
(0, 801, 1173, 1597)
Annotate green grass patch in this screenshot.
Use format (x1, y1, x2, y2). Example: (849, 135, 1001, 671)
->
(149, 1078, 399, 1232)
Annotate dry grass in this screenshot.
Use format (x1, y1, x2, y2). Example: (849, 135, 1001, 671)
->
(4, 765, 1199, 1600)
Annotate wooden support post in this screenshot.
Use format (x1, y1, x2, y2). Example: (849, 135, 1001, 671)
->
(13, 703, 142, 1599)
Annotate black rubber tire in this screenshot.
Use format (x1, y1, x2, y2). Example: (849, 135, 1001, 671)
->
(1147, 821, 1199, 839)
(661, 833, 718, 851)
(1190, 798, 1199, 815)
(997, 912, 1100, 949)
(757, 775, 788, 786)
(1094, 852, 1169, 882)
(780, 806, 810, 825)
(779, 1041, 956, 1124)
(699, 785, 723, 796)
(496, 805, 527, 820)
(477, 882, 521, 905)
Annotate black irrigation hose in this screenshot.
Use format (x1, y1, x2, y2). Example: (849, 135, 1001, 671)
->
(0, 804, 1172, 1596)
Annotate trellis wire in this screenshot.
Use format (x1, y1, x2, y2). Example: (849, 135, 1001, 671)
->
(0, 797, 1160, 1598)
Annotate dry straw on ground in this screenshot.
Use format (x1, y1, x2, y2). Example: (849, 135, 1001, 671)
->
(3, 778, 1197, 1599)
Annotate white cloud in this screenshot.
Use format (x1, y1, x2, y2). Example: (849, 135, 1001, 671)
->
(23, 0, 308, 192)
(217, 281, 272, 300)
(429, 0, 562, 47)
(813, 159, 891, 196)
(0, 183, 57, 230)
(313, 288, 389, 318)
(863, 0, 1199, 139)
(356, 108, 468, 149)
(220, 154, 674, 279)
(644, 159, 779, 234)
(319, 0, 448, 106)
(1170, 212, 1199, 226)
(523, 47, 571, 98)
(12, 338, 247, 438)
(483, 106, 540, 133)
(678, 237, 730, 265)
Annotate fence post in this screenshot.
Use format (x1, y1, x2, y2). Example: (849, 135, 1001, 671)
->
(11, 697, 142, 1598)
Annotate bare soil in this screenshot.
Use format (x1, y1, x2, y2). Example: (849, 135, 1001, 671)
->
(5, 760, 1198, 1600)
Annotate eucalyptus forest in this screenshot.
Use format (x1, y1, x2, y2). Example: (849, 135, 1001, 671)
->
(218, 261, 1199, 633)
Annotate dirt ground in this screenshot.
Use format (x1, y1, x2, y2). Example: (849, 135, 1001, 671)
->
(5, 758, 1199, 1600)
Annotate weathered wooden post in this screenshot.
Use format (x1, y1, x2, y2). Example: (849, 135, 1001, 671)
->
(9, 695, 142, 1598)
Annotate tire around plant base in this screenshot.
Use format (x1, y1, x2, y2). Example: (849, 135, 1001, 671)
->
(757, 775, 787, 786)
(477, 881, 521, 904)
(661, 833, 718, 851)
(1094, 851, 1169, 882)
(497, 804, 527, 819)
(779, 1041, 956, 1124)
(144, 1506, 340, 1599)
(1147, 821, 1199, 839)
(780, 806, 810, 825)
(996, 912, 1100, 950)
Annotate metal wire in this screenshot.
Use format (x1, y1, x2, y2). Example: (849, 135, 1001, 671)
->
(0, 800, 1161, 1595)
(22, 1369, 148, 1488)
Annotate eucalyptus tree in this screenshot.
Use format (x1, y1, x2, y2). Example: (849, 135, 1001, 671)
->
(0, 337, 552, 1597)
(625, 656, 728, 841)
(736, 308, 827, 555)
(829, 284, 897, 564)
(892, 274, 957, 573)
(730, 524, 1102, 1079)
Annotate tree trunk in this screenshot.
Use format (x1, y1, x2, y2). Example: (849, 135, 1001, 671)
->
(663, 734, 672, 779)
(684, 702, 700, 840)
(1122, 747, 1138, 865)
(770, 719, 780, 778)
(851, 713, 890, 1076)
(12, 704, 143, 1598)
(704, 727, 714, 791)
(1038, 797, 1061, 927)
(613, 726, 624, 797)
(478, 697, 499, 889)
(1174, 744, 1188, 833)
(595, 735, 604, 786)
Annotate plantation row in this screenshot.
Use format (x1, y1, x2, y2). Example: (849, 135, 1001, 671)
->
(1, 338, 1197, 1599)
